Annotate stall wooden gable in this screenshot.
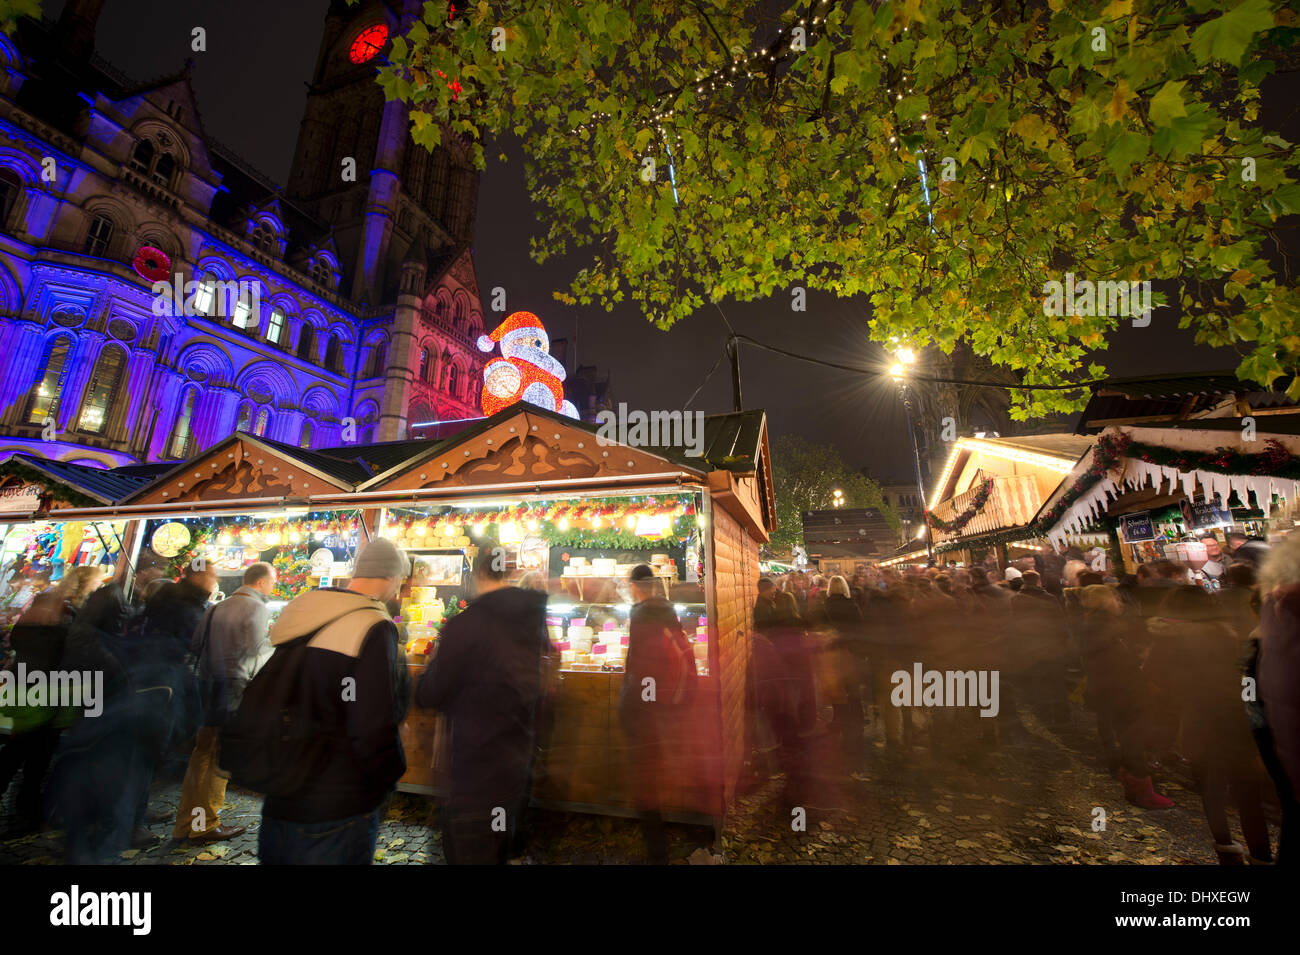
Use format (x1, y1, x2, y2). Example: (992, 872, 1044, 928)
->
(360, 406, 708, 493)
(120, 434, 357, 506)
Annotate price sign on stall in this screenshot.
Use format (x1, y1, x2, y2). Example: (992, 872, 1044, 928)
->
(1118, 511, 1155, 543)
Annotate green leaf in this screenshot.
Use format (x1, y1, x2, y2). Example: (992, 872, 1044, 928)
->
(1189, 0, 1274, 66)
(1104, 131, 1149, 180)
(1148, 81, 1187, 126)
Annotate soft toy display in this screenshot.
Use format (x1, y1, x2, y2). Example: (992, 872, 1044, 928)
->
(477, 311, 579, 419)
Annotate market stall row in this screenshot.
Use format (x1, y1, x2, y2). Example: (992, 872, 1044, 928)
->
(1, 405, 775, 826)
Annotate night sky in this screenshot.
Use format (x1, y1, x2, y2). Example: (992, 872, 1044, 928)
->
(50, 0, 1285, 478)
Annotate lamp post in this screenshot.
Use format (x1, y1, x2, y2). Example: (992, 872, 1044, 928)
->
(890, 348, 934, 566)
(832, 488, 844, 509)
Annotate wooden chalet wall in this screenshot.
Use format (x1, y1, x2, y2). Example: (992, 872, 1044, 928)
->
(712, 500, 759, 806)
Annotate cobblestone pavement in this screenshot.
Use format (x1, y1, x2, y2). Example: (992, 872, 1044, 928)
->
(0, 706, 1276, 865)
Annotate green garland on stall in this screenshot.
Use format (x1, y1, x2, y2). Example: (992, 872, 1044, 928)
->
(169, 524, 216, 577)
(476, 512, 697, 551)
(925, 478, 994, 531)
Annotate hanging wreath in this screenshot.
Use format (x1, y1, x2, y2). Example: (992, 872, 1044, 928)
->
(925, 478, 994, 532)
(132, 246, 171, 282)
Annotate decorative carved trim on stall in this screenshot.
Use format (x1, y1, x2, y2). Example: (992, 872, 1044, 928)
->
(374, 410, 706, 492)
(125, 437, 349, 504)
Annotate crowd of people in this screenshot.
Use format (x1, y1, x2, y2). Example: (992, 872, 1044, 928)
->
(2, 529, 1297, 866)
(751, 536, 1299, 865)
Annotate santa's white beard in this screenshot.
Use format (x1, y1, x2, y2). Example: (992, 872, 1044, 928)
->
(505, 344, 566, 380)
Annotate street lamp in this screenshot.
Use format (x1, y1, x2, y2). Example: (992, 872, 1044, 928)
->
(832, 488, 844, 509)
(890, 347, 934, 566)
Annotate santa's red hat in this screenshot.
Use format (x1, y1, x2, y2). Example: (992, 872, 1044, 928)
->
(478, 311, 545, 352)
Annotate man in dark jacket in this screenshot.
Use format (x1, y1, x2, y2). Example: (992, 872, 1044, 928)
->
(618, 563, 695, 864)
(417, 551, 550, 865)
(172, 561, 276, 844)
(256, 538, 410, 865)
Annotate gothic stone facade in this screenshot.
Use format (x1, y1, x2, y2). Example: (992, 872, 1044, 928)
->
(0, 0, 485, 469)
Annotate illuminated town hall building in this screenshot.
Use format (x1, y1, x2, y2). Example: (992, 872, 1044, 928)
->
(0, 0, 487, 469)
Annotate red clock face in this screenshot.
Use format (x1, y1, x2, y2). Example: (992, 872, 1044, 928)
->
(349, 24, 388, 64)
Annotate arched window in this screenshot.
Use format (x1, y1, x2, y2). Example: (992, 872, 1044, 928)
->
(453, 297, 467, 327)
(435, 294, 449, 320)
(25, 335, 71, 424)
(266, 307, 285, 346)
(232, 290, 255, 329)
(324, 336, 344, 374)
(84, 214, 114, 257)
(77, 344, 127, 434)
(418, 348, 430, 382)
(129, 140, 154, 175)
(299, 419, 313, 449)
(368, 341, 387, 378)
(251, 222, 274, 253)
(168, 387, 198, 459)
(0, 168, 22, 229)
(296, 324, 316, 362)
(236, 403, 252, 432)
(192, 272, 216, 315)
(254, 406, 271, 437)
(447, 363, 459, 398)
(153, 153, 175, 187)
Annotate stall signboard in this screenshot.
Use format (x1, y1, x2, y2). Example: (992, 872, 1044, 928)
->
(1181, 497, 1233, 530)
(0, 483, 42, 515)
(1119, 511, 1156, 542)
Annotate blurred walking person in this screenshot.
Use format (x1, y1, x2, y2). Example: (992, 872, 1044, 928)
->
(618, 564, 696, 864)
(171, 562, 276, 844)
(0, 566, 104, 836)
(417, 551, 550, 864)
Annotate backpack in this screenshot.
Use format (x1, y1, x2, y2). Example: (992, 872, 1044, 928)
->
(217, 631, 336, 798)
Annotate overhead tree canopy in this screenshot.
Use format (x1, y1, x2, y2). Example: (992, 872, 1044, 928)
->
(377, 1, 1295, 417)
(767, 434, 899, 556)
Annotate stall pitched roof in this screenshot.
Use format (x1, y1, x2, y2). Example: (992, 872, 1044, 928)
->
(930, 432, 1091, 505)
(120, 431, 364, 505)
(1076, 371, 1297, 433)
(0, 453, 153, 506)
(354, 404, 730, 492)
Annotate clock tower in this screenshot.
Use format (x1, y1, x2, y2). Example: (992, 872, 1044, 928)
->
(286, 0, 479, 305)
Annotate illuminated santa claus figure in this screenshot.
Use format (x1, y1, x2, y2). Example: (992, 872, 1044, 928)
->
(477, 311, 579, 419)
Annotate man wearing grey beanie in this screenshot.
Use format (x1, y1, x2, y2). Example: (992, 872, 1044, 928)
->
(253, 536, 413, 864)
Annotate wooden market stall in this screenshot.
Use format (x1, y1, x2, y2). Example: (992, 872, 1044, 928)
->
(924, 433, 1091, 565)
(42, 405, 776, 827)
(1036, 423, 1300, 576)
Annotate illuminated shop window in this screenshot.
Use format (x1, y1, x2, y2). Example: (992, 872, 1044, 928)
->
(78, 344, 126, 434)
(25, 335, 71, 424)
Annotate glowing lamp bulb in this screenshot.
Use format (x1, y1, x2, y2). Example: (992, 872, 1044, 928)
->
(626, 514, 637, 528)
(473, 522, 485, 536)
(558, 517, 569, 531)
(527, 518, 538, 531)
(889, 362, 905, 378)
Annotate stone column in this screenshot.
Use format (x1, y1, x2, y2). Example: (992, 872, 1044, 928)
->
(379, 271, 423, 442)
